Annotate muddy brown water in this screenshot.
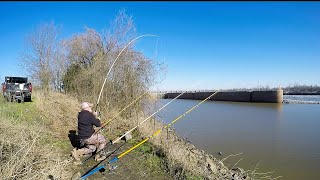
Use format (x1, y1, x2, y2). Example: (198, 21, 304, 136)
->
(150, 96, 320, 180)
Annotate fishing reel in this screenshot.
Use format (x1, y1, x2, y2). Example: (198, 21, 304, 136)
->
(99, 164, 118, 176)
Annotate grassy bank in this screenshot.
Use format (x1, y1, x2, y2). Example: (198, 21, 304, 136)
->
(0, 91, 73, 179)
(1, 90, 259, 180)
(0, 90, 171, 179)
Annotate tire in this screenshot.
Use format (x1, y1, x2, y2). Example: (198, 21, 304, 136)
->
(25, 97, 32, 102)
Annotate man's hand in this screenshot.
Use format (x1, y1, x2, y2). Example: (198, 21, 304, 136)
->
(94, 126, 102, 133)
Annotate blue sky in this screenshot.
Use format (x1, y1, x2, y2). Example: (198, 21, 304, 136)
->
(0, 2, 319, 91)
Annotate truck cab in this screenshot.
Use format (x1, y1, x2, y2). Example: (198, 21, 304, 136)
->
(2, 76, 32, 102)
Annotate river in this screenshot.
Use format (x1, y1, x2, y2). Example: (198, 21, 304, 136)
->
(150, 95, 320, 180)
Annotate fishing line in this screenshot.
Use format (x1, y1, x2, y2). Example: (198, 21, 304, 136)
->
(111, 82, 201, 144)
(95, 91, 147, 134)
(95, 34, 157, 111)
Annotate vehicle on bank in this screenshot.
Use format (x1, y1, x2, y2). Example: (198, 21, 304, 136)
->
(2, 76, 32, 102)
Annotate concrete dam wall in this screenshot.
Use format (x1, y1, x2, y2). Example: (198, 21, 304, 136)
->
(162, 90, 283, 103)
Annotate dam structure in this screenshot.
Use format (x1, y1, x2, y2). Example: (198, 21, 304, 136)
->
(152, 89, 283, 103)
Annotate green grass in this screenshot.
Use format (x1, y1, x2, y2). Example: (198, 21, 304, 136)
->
(39, 134, 70, 151)
(0, 96, 38, 123)
(118, 130, 168, 176)
(185, 174, 204, 180)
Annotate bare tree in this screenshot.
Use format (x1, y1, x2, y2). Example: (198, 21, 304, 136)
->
(62, 10, 165, 117)
(52, 40, 69, 92)
(18, 9, 166, 117)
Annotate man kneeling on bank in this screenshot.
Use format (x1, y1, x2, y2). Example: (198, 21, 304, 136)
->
(71, 102, 107, 163)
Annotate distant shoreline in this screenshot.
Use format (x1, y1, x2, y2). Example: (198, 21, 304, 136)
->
(284, 92, 320, 95)
(283, 99, 320, 104)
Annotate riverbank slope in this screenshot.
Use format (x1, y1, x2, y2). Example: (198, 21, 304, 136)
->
(0, 90, 253, 179)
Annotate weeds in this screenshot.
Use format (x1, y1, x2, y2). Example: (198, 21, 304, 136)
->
(0, 89, 171, 179)
(0, 91, 74, 179)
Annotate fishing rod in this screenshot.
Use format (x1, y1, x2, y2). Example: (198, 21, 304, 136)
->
(111, 83, 201, 145)
(95, 34, 157, 112)
(82, 89, 188, 165)
(79, 35, 156, 165)
(80, 142, 127, 176)
(81, 92, 147, 165)
(82, 83, 200, 164)
(79, 91, 219, 179)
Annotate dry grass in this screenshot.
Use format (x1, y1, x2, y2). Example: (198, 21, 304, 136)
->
(0, 92, 75, 179)
(0, 89, 168, 180)
(0, 88, 172, 180)
(32, 90, 80, 139)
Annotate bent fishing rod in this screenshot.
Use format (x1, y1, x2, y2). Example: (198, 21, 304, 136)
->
(111, 82, 202, 145)
(79, 91, 219, 179)
(82, 89, 189, 165)
(95, 34, 157, 112)
(80, 35, 156, 165)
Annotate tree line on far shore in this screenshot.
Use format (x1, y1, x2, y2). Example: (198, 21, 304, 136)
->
(225, 84, 320, 95)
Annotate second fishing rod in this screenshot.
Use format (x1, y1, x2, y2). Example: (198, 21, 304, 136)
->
(111, 82, 202, 145)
